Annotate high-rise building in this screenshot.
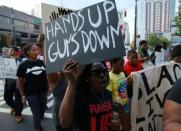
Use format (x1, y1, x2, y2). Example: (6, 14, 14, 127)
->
(137, 0, 176, 39)
(137, 0, 146, 39)
(170, 0, 176, 21)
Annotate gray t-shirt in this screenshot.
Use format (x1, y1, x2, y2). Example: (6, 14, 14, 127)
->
(166, 78, 181, 104)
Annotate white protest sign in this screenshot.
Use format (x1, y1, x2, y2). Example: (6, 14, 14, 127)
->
(0, 58, 17, 79)
(131, 62, 181, 131)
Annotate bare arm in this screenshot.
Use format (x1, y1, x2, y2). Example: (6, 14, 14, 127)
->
(163, 100, 181, 131)
(17, 77, 27, 104)
(59, 59, 80, 128)
(17, 77, 25, 97)
(47, 72, 61, 91)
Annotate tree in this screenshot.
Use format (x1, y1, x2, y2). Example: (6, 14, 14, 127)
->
(176, 0, 181, 36)
(160, 37, 170, 48)
(146, 34, 160, 47)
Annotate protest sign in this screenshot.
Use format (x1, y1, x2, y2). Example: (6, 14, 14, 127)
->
(0, 58, 17, 79)
(45, 0, 125, 73)
(131, 62, 181, 131)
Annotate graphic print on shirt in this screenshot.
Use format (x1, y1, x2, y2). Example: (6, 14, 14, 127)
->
(89, 101, 112, 131)
(26, 66, 45, 75)
(117, 79, 128, 106)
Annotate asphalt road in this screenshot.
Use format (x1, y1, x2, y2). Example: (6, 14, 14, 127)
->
(0, 79, 56, 131)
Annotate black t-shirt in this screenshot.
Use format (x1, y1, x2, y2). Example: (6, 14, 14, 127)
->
(166, 78, 181, 104)
(73, 88, 113, 131)
(16, 59, 48, 96)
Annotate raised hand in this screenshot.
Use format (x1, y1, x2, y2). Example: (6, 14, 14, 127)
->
(63, 59, 80, 82)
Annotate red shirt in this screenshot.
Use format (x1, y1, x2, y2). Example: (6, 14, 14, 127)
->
(124, 60, 143, 76)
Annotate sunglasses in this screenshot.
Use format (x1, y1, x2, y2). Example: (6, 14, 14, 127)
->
(90, 69, 108, 77)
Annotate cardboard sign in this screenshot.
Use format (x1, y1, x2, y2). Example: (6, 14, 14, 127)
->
(0, 58, 17, 79)
(131, 62, 181, 131)
(45, 0, 125, 73)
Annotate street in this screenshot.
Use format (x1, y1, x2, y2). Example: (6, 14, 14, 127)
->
(0, 80, 56, 131)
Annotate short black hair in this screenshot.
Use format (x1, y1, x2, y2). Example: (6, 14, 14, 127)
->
(139, 40, 147, 46)
(171, 45, 181, 59)
(154, 44, 162, 52)
(10, 46, 19, 52)
(24, 43, 36, 57)
(110, 57, 124, 64)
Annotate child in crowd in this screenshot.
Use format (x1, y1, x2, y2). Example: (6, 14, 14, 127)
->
(124, 49, 143, 76)
(124, 49, 143, 112)
(107, 57, 130, 131)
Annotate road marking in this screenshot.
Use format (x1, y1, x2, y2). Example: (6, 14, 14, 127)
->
(0, 101, 5, 105)
(0, 90, 54, 119)
(0, 96, 3, 101)
(23, 106, 31, 112)
(0, 108, 53, 118)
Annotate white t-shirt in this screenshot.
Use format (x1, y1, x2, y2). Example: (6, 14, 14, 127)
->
(155, 51, 164, 65)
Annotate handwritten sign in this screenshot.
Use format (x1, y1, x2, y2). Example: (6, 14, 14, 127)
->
(45, 0, 125, 73)
(49, 7, 74, 21)
(0, 58, 17, 79)
(131, 62, 181, 131)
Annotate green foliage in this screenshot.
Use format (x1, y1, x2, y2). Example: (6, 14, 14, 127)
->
(176, 2, 181, 36)
(160, 37, 170, 48)
(146, 34, 170, 48)
(146, 34, 160, 47)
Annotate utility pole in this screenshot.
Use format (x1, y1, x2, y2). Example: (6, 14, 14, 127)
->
(11, 8, 16, 46)
(134, 0, 137, 49)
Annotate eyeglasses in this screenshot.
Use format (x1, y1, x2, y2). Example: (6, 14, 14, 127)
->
(90, 69, 108, 77)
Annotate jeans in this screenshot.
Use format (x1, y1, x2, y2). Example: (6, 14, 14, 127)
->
(26, 92, 47, 129)
(4, 82, 23, 116)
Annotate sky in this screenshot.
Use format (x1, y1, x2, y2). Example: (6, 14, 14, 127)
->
(0, 0, 135, 40)
(0, 0, 135, 12)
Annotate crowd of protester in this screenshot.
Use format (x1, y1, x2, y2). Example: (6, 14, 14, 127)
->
(0, 37, 181, 131)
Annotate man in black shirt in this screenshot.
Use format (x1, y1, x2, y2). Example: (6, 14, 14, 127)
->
(163, 78, 181, 131)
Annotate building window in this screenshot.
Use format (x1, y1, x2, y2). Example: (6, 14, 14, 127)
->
(0, 16, 11, 24)
(34, 25, 40, 30)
